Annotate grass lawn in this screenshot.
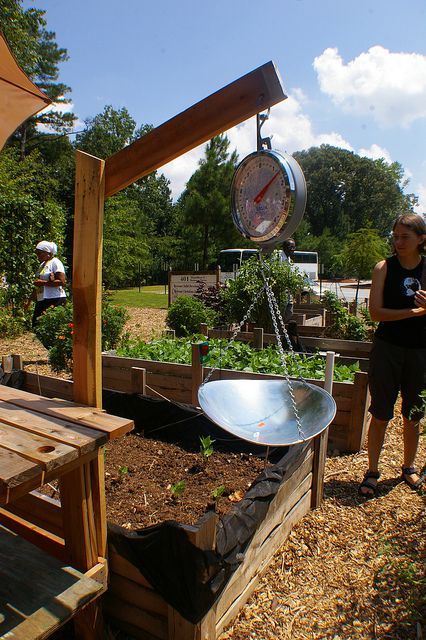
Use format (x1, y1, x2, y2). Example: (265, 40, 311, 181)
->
(109, 286, 168, 308)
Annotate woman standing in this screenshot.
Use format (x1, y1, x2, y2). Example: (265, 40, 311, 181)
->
(25, 241, 67, 327)
(359, 214, 426, 497)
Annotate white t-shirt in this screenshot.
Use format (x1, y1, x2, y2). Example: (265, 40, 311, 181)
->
(36, 258, 66, 302)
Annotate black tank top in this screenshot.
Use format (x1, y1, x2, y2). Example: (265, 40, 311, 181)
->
(375, 255, 425, 348)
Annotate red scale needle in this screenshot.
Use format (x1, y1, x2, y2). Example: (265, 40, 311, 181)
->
(253, 172, 279, 204)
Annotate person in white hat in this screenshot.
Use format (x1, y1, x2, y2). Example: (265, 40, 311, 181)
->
(25, 241, 67, 326)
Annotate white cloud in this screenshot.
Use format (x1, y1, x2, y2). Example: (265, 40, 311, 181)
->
(160, 91, 353, 200)
(358, 143, 392, 164)
(414, 183, 426, 214)
(314, 46, 426, 127)
(36, 99, 84, 133)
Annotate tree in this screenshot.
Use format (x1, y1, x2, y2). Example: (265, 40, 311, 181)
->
(294, 145, 413, 240)
(334, 228, 388, 304)
(1, 0, 75, 156)
(75, 106, 137, 159)
(0, 147, 66, 308)
(178, 135, 242, 269)
(75, 106, 178, 287)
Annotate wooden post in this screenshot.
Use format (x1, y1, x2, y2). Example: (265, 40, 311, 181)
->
(253, 327, 264, 350)
(347, 371, 370, 452)
(68, 150, 106, 639)
(191, 343, 204, 407)
(131, 367, 147, 395)
(168, 512, 218, 640)
(311, 351, 335, 509)
(199, 323, 208, 336)
(11, 354, 23, 370)
(73, 150, 105, 410)
(1, 356, 12, 373)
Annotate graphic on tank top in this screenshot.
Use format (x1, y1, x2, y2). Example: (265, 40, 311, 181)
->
(401, 277, 421, 297)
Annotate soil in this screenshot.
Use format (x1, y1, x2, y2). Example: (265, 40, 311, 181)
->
(1, 308, 425, 640)
(103, 434, 269, 528)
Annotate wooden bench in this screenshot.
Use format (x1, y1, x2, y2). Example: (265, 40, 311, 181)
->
(0, 524, 104, 639)
(0, 383, 134, 639)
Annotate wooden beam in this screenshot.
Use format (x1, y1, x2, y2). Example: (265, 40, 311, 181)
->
(73, 151, 105, 409)
(105, 61, 286, 196)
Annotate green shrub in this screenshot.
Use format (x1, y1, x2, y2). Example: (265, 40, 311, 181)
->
(323, 291, 367, 341)
(220, 256, 306, 330)
(0, 288, 25, 337)
(34, 295, 128, 371)
(166, 296, 217, 337)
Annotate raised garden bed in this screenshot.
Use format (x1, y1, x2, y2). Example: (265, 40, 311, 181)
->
(14, 370, 325, 640)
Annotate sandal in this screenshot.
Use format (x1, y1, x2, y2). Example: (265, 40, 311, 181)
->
(358, 470, 380, 498)
(401, 467, 425, 491)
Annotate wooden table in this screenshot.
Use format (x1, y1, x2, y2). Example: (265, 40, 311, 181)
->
(0, 384, 134, 639)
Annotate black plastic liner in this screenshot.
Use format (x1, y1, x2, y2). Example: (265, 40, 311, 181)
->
(0, 367, 23, 388)
(104, 390, 310, 623)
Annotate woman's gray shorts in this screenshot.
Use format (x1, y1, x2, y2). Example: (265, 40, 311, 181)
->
(368, 337, 426, 421)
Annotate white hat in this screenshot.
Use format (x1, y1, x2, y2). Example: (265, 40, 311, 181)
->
(36, 241, 57, 255)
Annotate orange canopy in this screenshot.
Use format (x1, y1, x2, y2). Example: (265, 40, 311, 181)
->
(0, 31, 51, 151)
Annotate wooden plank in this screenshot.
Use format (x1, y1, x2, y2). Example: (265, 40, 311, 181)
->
(0, 385, 133, 440)
(0, 507, 66, 562)
(108, 573, 168, 617)
(103, 355, 192, 378)
(0, 448, 42, 504)
(108, 543, 154, 589)
(3, 491, 62, 537)
(105, 615, 166, 640)
(347, 371, 370, 453)
(105, 595, 168, 639)
(0, 524, 103, 640)
(22, 372, 74, 400)
(215, 473, 311, 624)
(105, 61, 286, 196)
(0, 420, 79, 472)
(215, 492, 311, 635)
(0, 399, 107, 454)
(73, 151, 105, 410)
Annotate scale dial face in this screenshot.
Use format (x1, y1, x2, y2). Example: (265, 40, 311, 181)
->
(231, 149, 306, 247)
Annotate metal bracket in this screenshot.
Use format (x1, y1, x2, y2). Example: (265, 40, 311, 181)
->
(256, 109, 272, 151)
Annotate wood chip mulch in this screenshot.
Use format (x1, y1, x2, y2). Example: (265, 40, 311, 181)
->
(1, 308, 425, 640)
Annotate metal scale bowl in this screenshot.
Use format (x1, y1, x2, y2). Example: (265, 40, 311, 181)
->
(199, 112, 337, 447)
(198, 379, 336, 447)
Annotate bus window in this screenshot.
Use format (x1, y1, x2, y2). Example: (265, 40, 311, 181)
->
(292, 251, 319, 280)
(218, 249, 258, 282)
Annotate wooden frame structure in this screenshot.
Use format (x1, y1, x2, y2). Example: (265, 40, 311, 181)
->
(72, 61, 286, 410)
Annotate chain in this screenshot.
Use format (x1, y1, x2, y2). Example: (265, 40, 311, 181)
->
(201, 282, 267, 386)
(267, 287, 310, 386)
(259, 255, 306, 441)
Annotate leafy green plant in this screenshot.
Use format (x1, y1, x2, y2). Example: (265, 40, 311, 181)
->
(199, 435, 215, 459)
(0, 289, 25, 337)
(34, 295, 129, 371)
(118, 335, 360, 382)
(212, 485, 226, 500)
(170, 480, 186, 498)
(166, 296, 217, 337)
(118, 465, 128, 476)
(322, 291, 367, 341)
(220, 255, 306, 330)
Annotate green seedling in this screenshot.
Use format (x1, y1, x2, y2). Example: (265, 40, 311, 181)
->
(199, 435, 215, 459)
(118, 465, 128, 476)
(170, 480, 186, 497)
(212, 485, 226, 500)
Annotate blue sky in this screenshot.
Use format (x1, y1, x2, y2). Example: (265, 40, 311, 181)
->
(25, 0, 426, 211)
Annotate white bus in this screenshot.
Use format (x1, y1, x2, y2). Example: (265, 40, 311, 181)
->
(218, 248, 319, 282)
(292, 251, 319, 281)
(218, 248, 259, 282)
